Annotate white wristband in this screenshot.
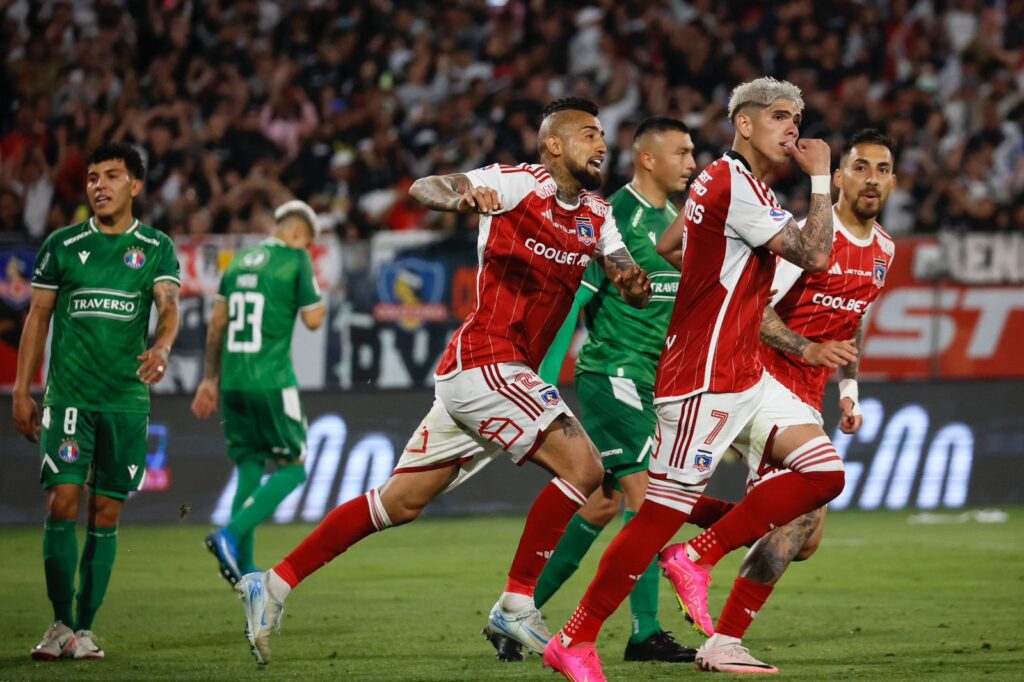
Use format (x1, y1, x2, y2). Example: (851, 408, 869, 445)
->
(839, 378, 862, 416)
(810, 175, 831, 194)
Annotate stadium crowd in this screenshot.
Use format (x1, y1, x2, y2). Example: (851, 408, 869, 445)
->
(1, 0, 1022, 240)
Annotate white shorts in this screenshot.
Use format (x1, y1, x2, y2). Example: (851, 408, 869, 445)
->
(649, 372, 818, 488)
(392, 362, 573, 491)
(735, 404, 823, 493)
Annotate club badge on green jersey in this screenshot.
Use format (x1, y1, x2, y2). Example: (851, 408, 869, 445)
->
(123, 247, 146, 269)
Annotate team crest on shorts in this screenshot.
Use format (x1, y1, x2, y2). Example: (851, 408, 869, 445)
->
(58, 440, 79, 464)
(541, 388, 561, 406)
(575, 216, 595, 245)
(124, 247, 146, 269)
(694, 450, 713, 472)
(872, 258, 887, 288)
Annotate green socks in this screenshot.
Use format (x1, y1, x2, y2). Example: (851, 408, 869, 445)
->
(534, 514, 604, 609)
(226, 464, 307, 565)
(231, 461, 266, 572)
(43, 519, 77, 626)
(75, 526, 117, 631)
(624, 510, 663, 643)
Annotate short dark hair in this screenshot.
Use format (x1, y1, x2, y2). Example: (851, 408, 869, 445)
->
(840, 129, 896, 165)
(634, 116, 689, 143)
(86, 142, 146, 181)
(542, 97, 599, 119)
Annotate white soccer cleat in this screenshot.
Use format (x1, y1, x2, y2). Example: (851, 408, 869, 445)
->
(72, 630, 105, 660)
(30, 621, 76, 661)
(484, 600, 551, 655)
(237, 572, 284, 665)
(695, 639, 779, 674)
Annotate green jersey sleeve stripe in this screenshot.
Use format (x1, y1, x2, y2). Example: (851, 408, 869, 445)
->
(153, 275, 181, 284)
(580, 280, 600, 293)
(300, 301, 325, 312)
(31, 282, 59, 290)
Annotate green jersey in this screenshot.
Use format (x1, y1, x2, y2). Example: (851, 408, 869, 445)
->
(574, 184, 679, 386)
(32, 217, 181, 413)
(219, 237, 322, 391)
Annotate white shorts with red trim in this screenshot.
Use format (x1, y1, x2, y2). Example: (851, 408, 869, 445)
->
(737, 403, 824, 492)
(649, 372, 817, 488)
(392, 362, 573, 491)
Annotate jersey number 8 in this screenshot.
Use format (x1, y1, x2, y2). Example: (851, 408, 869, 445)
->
(227, 292, 265, 353)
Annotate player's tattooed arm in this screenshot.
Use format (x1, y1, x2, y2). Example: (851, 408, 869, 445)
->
(137, 282, 180, 385)
(192, 298, 226, 419)
(838, 320, 864, 381)
(761, 305, 858, 368)
(740, 508, 824, 585)
(767, 196, 832, 272)
(600, 247, 652, 309)
(408, 174, 504, 213)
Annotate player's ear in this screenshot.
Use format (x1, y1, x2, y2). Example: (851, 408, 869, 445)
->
(544, 134, 562, 157)
(735, 113, 752, 140)
(833, 167, 843, 192)
(130, 178, 143, 198)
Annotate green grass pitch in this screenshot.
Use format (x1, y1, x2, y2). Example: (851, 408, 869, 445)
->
(1, 510, 1022, 681)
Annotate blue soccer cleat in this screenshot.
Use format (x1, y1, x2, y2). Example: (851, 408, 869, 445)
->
(236, 572, 284, 665)
(483, 599, 551, 655)
(205, 528, 243, 586)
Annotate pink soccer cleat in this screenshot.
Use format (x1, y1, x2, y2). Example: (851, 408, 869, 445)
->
(543, 635, 608, 682)
(658, 543, 715, 637)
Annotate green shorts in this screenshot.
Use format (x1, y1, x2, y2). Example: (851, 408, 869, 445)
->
(576, 372, 657, 488)
(222, 387, 308, 465)
(39, 404, 149, 500)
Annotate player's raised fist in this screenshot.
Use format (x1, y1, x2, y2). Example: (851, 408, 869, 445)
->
(784, 138, 831, 177)
(457, 187, 503, 214)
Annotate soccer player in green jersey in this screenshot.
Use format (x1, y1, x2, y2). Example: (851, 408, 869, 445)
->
(486, 118, 710, 663)
(13, 142, 181, 661)
(191, 200, 324, 586)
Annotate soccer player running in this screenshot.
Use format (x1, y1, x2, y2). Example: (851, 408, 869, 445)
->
(665, 128, 896, 673)
(486, 117, 718, 664)
(544, 77, 845, 680)
(192, 200, 325, 585)
(235, 98, 653, 665)
(12, 142, 181, 661)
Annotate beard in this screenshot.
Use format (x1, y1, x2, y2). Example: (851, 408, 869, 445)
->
(570, 162, 603, 191)
(851, 195, 882, 222)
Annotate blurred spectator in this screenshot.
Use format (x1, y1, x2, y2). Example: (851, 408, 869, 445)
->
(1, 0, 1021, 240)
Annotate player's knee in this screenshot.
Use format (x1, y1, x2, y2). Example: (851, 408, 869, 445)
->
(794, 535, 821, 562)
(46, 488, 80, 521)
(383, 497, 427, 526)
(279, 463, 307, 487)
(820, 467, 845, 501)
(575, 458, 605, 496)
(587, 497, 618, 526)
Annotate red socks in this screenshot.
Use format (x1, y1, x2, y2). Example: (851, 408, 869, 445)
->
(504, 478, 587, 596)
(716, 576, 774, 639)
(274, 489, 392, 588)
(564, 500, 688, 644)
(688, 495, 736, 529)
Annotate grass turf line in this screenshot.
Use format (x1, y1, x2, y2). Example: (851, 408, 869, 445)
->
(0, 510, 1022, 680)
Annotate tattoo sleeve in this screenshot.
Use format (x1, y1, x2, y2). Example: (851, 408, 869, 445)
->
(203, 303, 227, 381)
(601, 247, 637, 274)
(152, 282, 180, 351)
(839, 319, 864, 381)
(774, 193, 833, 270)
(760, 305, 810, 358)
(408, 173, 472, 211)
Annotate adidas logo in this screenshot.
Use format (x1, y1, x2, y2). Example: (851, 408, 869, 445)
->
(828, 262, 843, 276)
(542, 209, 553, 221)
(79, 251, 90, 264)
(536, 550, 553, 559)
(628, 573, 643, 582)
(745, 608, 759, 619)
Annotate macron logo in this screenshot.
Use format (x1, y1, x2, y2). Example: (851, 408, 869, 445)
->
(79, 251, 90, 264)
(128, 464, 139, 479)
(828, 262, 842, 276)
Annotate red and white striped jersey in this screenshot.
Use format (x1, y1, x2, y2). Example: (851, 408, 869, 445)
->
(763, 209, 896, 411)
(655, 151, 793, 402)
(435, 163, 625, 377)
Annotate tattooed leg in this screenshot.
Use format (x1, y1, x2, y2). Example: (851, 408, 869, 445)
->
(740, 506, 827, 585)
(531, 414, 604, 496)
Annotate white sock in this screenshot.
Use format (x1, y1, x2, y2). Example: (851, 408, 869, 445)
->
(499, 591, 534, 612)
(266, 569, 292, 603)
(706, 633, 741, 648)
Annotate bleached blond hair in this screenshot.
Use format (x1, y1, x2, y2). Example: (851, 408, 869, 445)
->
(727, 77, 804, 122)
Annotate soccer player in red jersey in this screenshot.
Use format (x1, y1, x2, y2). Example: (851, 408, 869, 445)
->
(233, 97, 653, 665)
(543, 77, 844, 680)
(681, 128, 897, 673)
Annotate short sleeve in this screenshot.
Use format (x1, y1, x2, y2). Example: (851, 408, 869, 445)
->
(579, 259, 606, 294)
(595, 211, 626, 257)
(153, 235, 181, 287)
(31, 234, 61, 290)
(770, 256, 804, 306)
(296, 250, 323, 311)
(216, 271, 228, 300)
(726, 172, 792, 247)
(463, 164, 536, 214)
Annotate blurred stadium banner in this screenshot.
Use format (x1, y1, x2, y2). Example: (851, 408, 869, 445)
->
(1, 381, 1022, 525)
(4, 231, 1023, 392)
